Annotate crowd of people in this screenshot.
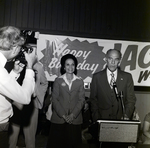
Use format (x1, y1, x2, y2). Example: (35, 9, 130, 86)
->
(0, 25, 149, 148)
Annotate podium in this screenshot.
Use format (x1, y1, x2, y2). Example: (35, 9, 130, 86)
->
(97, 120, 141, 143)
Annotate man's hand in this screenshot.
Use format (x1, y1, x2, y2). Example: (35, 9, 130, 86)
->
(84, 102, 89, 112)
(24, 49, 37, 69)
(13, 60, 25, 74)
(121, 114, 129, 120)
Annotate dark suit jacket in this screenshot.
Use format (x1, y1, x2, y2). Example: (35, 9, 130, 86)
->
(90, 68, 136, 122)
(51, 75, 85, 125)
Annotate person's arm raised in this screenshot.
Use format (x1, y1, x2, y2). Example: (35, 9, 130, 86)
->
(24, 49, 37, 69)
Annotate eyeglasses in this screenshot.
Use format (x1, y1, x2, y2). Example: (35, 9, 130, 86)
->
(107, 57, 120, 63)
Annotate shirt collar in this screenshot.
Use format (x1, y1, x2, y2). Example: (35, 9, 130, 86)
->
(0, 52, 7, 67)
(62, 73, 79, 82)
(107, 68, 118, 79)
(60, 73, 79, 82)
(107, 68, 117, 74)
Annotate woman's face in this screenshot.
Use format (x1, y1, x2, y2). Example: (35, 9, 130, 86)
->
(64, 58, 75, 74)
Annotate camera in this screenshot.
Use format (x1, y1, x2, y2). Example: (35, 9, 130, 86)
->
(21, 45, 33, 54)
(15, 45, 34, 65)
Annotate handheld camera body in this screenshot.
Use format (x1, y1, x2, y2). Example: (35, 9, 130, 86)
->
(15, 45, 34, 65)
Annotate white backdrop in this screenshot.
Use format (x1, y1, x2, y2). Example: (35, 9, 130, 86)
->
(37, 34, 150, 87)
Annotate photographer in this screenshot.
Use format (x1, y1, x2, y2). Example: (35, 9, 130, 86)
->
(8, 44, 48, 148)
(0, 26, 37, 147)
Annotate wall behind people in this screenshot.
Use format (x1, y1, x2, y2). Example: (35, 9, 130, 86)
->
(0, 0, 150, 42)
(0, 0, 150, 125)
(135, 92, 150, 126)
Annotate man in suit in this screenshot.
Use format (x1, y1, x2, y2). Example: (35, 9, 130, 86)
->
(8, 45, 48, 148)
(89, 49, 136, 148)
(90, 49, 136, 122)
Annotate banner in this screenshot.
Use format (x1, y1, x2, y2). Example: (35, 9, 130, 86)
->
(37, 34, 150, 87)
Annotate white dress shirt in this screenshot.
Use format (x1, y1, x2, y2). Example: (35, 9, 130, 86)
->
(0, 52, 35, 124)
(9, 70, 20, 80)
(62, 73, 80, 90)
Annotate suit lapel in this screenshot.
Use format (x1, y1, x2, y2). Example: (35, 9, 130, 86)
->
(102, 70, 111, 90)
(60, 79, 70, 93)
(100, 70, 113, 102)
(70, 79, 79, 92)
(59, 77, 80, 93)
(116, 70, 124, 92)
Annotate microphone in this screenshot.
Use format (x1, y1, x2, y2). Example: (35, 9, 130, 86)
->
(120, 91, 125, 119)
(113, 82, 119, 100)
(120, 91, 123, 98)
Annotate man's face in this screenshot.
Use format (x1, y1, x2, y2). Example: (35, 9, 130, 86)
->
(7, 45, 22, 61)
(27, 44, 37, 55)
(105, 50, 121, 72)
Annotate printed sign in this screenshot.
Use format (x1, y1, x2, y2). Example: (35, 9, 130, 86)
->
(37, 34, 150, 87)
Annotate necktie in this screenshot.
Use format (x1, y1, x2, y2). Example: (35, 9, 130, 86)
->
(110, 73, 115, 89)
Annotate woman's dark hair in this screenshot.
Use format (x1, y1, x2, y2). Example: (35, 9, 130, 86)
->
(60, 54, 78, 75)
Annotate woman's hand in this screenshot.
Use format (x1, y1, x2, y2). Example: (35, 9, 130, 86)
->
(67, 113, 74, 124)
(62, 113, 74, 124)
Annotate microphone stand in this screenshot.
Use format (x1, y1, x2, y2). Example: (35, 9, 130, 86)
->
(120, 91, 125, 120)
(113, 83, 120, 120)
(113, 82, 119, 101)
(113, 83, 125, 120)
